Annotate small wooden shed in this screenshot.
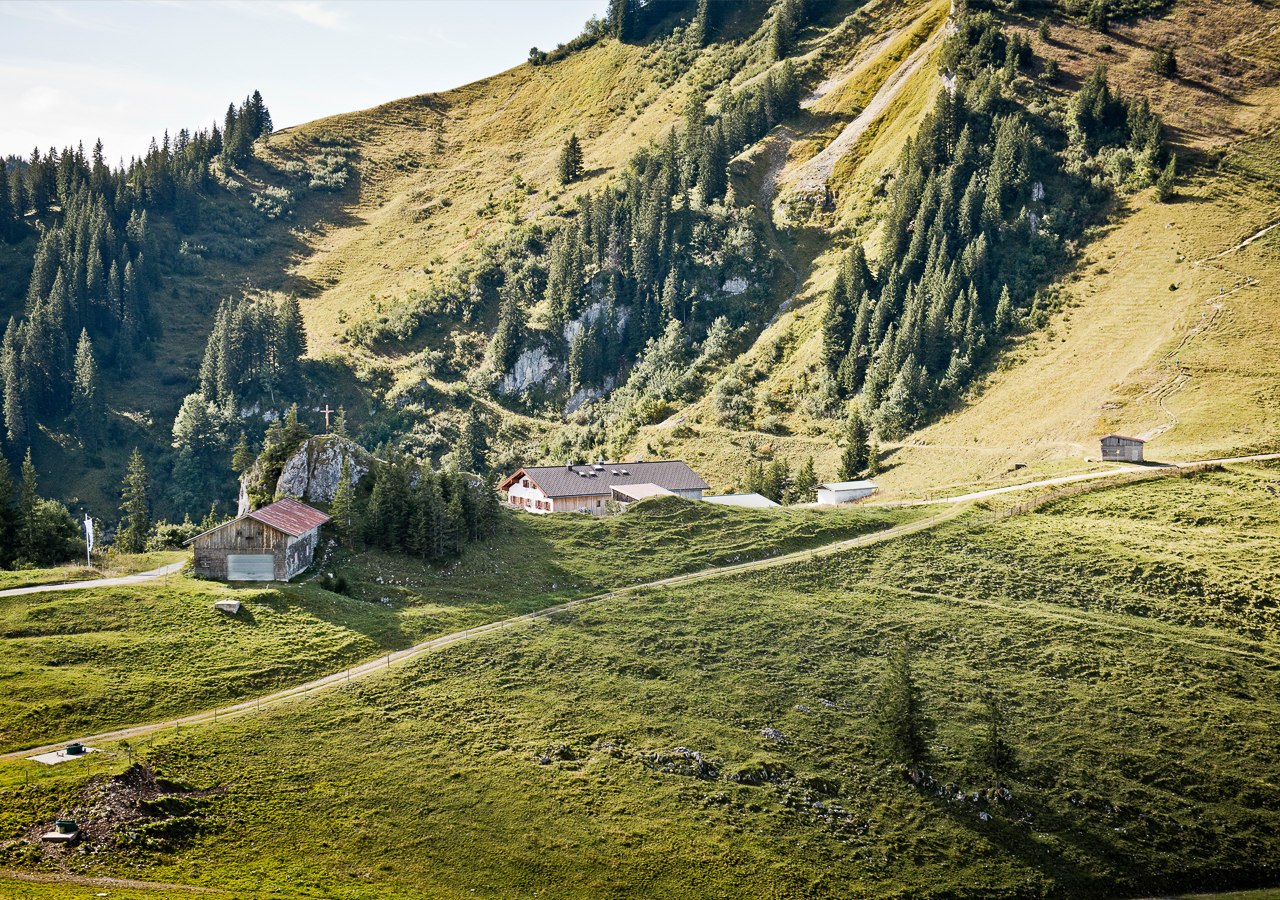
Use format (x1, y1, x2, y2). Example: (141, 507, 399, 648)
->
(189, 498, 330, 582)
(1100, 434, 1146, 463)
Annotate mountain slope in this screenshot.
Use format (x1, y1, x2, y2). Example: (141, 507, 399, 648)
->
(1, 0, 1278, 524)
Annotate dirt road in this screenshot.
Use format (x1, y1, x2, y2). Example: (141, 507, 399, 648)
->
(0, 561, 186, 598)
(5, 451, 1276, 762)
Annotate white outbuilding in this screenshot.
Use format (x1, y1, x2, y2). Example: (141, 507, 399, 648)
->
(815, 480, 878, 505)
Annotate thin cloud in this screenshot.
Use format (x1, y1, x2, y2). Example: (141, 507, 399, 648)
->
(274, 1, 346, 29)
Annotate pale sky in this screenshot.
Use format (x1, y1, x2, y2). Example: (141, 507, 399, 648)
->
(0, 0, 606, 161)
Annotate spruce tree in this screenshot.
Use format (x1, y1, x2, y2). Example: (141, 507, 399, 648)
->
(794, 456, 818, 503)
(1151, 44, 1177, 78)
(71, 329, 101, 445)
(117, 448, 150, 553)
(18, 449, 38, 560)
(232, 431, 255, 474)
(277, 294, 307, 381)
(491, 288, 524, 372)
(456, 406, 486, 474)
(0, 456, 15, 568)
(1088, 0, 1108, 33)
(1, 320, 26, 446)
(333, 405, 348, 437)
(1154, 155, 1177, 203)
(691, 0, 711, 46)
(839, 409, 871, 480)
(558, 134, 584, 186)
(330, 457, 358, 548)
(994, 285, 1013, 335)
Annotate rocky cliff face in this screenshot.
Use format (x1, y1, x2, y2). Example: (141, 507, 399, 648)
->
(266, 435, 372, 504)
(238, 435, 373, 506)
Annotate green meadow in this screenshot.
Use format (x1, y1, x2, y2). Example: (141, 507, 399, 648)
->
(0, 501, 915, 754)
(0, 465, 1275, 898)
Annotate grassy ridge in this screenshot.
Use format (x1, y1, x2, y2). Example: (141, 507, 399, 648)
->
(1, 466, 1275, 897)
(0, 501, 915, 754)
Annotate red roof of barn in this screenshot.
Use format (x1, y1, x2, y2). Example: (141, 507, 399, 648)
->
(247, 498, 330, 536)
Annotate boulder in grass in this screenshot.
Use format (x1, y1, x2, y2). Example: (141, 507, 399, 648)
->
(214, 600, 242, 615)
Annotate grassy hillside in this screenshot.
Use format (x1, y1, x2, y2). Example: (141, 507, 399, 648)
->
(0, 500, 912, 753)
(627, 0, 1280, 496)
(6, 0, 1277, 524)
(1, 463, 1276, 897)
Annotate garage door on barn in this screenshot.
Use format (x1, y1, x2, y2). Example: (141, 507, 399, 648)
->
(226, 554, 275, 581)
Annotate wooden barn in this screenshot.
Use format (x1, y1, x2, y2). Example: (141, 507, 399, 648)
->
(1100, 434, 1146, 463)
(189, 498, 330, 582)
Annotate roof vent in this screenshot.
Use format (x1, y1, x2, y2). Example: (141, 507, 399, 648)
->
(593, 462, 604, 471)
(620, 469, 630, 475)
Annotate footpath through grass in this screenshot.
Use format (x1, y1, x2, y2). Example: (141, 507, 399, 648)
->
(0, 500, 916, 754)
(0, 552, 186, 593)
(0, 465, 1276, 897)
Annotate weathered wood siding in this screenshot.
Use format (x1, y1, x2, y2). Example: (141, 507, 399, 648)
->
(194, 518, 300, 581)
(551, 494, 608, 515)
(1101, 438, 1144, 462)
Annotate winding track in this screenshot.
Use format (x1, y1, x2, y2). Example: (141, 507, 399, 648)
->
(4, 451, 1278, 762)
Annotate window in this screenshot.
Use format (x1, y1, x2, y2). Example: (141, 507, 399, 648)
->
(596, 500, 602, 507)
(522, 479, 529, 488)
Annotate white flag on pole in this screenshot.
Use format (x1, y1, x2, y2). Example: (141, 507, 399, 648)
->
(84, 515, 94, 554)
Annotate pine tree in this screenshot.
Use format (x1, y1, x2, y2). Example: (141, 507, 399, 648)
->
(18, 449, 38, 560)
(994, 285, 1013, 335)
(1154, 154, 1177, 203)
(333, 405, 348, 437)
(71, 329, 101, 445)
(491, 288, 525, 372)
(0, 456, 15, 568)
(867, 436, 881, 476)
(1151, 44, 1177, 78)
(117, 448, 150, 553)
(232, 431, 255, 474)
(691, 0, 711, 46)
(456, 406, 486, 474)
(794, 456, 817, 503)
(558, 134, 584, 186)
(1, 320, 26, 446)
(1088, 0, 1109, 33)
(839, 409, 871, 480)
(330, 457, 358, 548)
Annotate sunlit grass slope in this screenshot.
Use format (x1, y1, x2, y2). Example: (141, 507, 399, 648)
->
(630, 0, 1280, 497)
(2, 464, 1276, 897)
(0, 500, 913, 754)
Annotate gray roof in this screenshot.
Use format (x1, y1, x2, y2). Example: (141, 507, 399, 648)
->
(704, 492, 780, 509)
(503, 460, 709, 499)
(817, 480, 878, 491)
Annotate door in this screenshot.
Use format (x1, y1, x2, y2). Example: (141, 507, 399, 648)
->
(227, 553, 275, 581)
